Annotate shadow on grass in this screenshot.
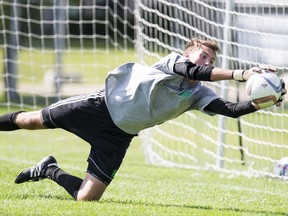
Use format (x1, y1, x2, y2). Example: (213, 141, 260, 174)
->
(15, 193, 72, 201)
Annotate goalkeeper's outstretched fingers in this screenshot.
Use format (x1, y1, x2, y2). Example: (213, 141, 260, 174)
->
(233, 65, 277, 82)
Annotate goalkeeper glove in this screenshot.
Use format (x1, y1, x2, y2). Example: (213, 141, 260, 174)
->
(276, 79, 287, 107)
(233, 65, 277, 81)
(252, 79, 286, 109)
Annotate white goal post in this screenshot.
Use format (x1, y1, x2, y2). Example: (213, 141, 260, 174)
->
(0, 0, 288, 178)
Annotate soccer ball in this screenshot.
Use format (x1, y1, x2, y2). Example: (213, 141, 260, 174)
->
(273, 157, 288, 177)
(246, 73, 282, 101)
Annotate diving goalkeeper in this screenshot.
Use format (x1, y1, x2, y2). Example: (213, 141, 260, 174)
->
(0, 38, 286, 201)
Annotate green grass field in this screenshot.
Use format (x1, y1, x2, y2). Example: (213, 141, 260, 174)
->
(0, 125, 288, 216)
(1, 49, 288, 215)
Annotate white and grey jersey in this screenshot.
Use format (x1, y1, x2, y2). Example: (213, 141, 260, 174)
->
(105, 52, 219, 134)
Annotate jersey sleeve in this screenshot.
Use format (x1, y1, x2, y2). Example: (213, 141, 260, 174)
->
(152, 52, 214, 81)
(173, 61, 214, 81)
(151, 52, 186, 75)
(204, 98, 257, 118)
(188, 85, 220, 116)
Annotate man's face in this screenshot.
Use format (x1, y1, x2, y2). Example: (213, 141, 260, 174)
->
(184, 45, 216, 66)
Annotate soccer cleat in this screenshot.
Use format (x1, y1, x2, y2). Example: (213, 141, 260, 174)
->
(15, 155, 58, 184)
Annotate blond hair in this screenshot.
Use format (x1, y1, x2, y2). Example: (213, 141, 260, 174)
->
(184, 38, 220, 54)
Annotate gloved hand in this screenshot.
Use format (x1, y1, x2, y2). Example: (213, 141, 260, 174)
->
(251, 79, 286, 109)
(233, 65, 277, 81)
(276, 79, 287, 107)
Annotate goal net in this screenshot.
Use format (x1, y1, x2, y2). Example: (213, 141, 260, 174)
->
(0, 0, 287, 178)
(0, 0, 135, 107)
(136, 0, 288, 178)
(0, 1, 136, 162)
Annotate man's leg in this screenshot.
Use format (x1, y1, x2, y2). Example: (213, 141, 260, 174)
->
(0, 111, 23, 130)
(75, 173, 107, 201)
(46, 166, 107, 201)
(15, 155, 107, 201)
(0, 110, 45, 130)
(15, 111, 46, 129)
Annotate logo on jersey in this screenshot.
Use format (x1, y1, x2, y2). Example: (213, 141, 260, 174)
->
(179, 90, 192, 99)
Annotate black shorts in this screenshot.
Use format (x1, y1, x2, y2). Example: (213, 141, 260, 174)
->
(41, 90, 135, 185)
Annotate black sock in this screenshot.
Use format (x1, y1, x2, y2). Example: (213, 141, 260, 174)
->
(0, 111, 24, 131)
(46, 166, 83, 200)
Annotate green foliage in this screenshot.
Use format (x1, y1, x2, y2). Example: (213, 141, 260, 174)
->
(0, 128, 288, 216)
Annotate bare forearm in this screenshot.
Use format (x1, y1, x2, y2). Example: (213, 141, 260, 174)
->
(210, 67, 234, 81)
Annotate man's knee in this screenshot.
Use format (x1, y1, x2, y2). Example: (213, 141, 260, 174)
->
(75, 173, 107, 201)
(75, 190, 103, 201)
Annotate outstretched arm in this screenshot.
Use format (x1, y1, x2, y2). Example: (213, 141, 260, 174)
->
(204, 98, 257, 118)
(174, 62, 286, 109)
(173, 61, 261, 81)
